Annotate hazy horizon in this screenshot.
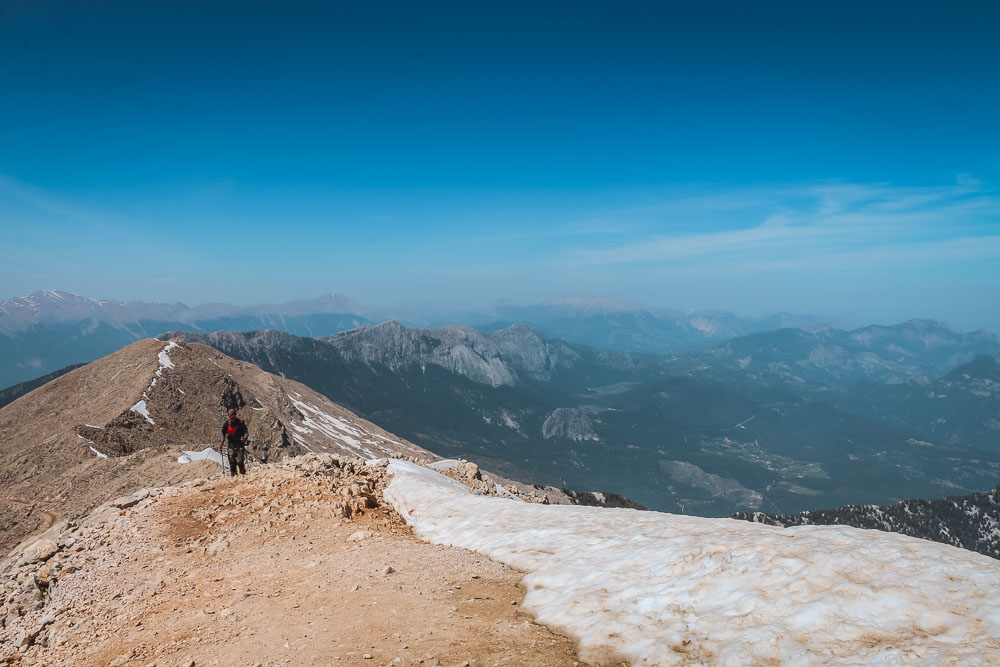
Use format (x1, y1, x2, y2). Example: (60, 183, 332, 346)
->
(7, 286, 1000, 334)
(2, 2, 998, 332)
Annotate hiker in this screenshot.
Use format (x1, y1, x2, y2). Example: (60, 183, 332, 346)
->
(220, 408, 249, 476)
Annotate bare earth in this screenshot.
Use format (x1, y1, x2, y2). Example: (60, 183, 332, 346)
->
(1, 457, 586, 667)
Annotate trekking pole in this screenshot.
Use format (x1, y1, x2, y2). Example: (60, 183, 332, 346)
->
(220, 442, 228, 478)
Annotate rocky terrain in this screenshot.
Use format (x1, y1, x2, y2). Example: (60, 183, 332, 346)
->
(0, 338, 435, 554)
(320, 322, 586, 387)
(734, 483, 1000, 560)
(1, 454, 591, 666)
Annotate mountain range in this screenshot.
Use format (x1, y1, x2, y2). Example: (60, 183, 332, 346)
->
(0, 289, 850, 388)
(734, 483, 1000, 560)
(164, 319, 1000, 517)
(0, 290, 373, 387)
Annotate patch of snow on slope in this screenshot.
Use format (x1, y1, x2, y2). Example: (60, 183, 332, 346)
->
(287, 396, 379, 458)
(177, 448, 223, 465)
(89, 446, 108, 459)
(131, 342, 181, 426)
(157, 341, 179, 375)
(384, 460, 1000, 666)
(131, 400, 154, 425)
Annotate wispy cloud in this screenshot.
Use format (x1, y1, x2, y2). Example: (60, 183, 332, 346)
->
(0, 173, 101, 225)
(569, 178, 1000, 269)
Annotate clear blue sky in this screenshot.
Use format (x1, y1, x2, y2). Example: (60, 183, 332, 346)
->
(1, 1, 999, 329)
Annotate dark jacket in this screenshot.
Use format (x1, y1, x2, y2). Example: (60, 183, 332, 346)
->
(221, 417, 249, 446)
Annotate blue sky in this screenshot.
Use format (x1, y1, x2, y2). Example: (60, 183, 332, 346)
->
(1, 1, 999, 329)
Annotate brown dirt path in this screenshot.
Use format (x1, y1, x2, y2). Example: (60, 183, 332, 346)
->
(21, 465, 588, 667)
(0, 498, 59, 530)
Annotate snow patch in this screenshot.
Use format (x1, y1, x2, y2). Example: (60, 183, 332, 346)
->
(177, 448, 223, 465)
(131, 400, 154, 425)
(157, 341, 179, 376)
(89, 446, 108, 459)
(287, 395, 379, 458)
(385, 460, 1000, 666)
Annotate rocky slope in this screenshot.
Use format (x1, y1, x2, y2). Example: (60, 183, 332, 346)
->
(0, 338, 434, 554)
(320, 321, 584, 387)
(0, 364, 84, 409)
(715, 319, 1000, 385)
(0, 455, 587, 666)
(834, 354, 1000, 452)
(733, 483, 1000, 560)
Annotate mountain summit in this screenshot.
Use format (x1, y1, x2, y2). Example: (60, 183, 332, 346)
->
(0, 338, 433, 552)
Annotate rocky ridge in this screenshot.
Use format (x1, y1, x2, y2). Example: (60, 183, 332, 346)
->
(320, 322, 581, 387)
(733, 483, 1000, 560)
(0, 453, 589, 666)
(0, 338, 435, 554)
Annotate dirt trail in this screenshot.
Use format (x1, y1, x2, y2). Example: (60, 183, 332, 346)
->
(2, 458, 589, 666)
(0, 499, 59, 533)
(0, 498, 60, 533)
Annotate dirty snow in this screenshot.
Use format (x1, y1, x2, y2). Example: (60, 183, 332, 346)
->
(177, 447, 223, 465)
(131, 400, 154, 425)
(384, 460, 1000, 666)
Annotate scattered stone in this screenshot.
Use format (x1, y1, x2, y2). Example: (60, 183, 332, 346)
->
(205, 538, 230, 557)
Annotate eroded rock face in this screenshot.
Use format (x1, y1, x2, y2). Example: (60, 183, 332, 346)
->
(541, 408, 600, 442)
(318, 321, 579, 388)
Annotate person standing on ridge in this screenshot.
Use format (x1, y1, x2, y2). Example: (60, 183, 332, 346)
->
(220, 408, 249, 476)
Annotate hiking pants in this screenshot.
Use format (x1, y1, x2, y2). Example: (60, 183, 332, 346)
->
(227, 445, 247, 475)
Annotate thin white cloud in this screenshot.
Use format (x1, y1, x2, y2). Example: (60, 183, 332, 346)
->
(0, 173, 100, 225)
(570, 179, 1000, 268)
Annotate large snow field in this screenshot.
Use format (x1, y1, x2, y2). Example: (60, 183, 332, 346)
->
(384, 460, 1000, 666)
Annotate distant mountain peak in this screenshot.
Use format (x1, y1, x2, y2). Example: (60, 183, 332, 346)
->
(540, 293, 643, 314)
(897, 318, 953, 332)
